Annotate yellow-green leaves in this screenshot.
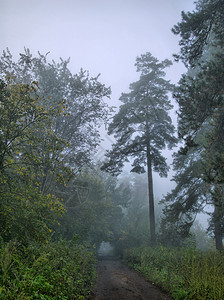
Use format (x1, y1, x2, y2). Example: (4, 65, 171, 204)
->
(0, 75, 70, 244)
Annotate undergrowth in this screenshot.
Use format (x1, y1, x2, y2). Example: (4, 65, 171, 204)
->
(0, 238, 96, 299)
(124, 246, 224, 300)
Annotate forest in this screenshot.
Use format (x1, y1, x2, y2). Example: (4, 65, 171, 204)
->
(0, 0, 223, 299)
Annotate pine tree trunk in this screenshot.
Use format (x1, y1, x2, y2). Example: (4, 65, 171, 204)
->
(214, 204, 223, 252)
(146, 119, 156, 245)
(147, 149, 156, 245)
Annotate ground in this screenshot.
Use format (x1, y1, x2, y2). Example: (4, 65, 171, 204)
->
(93, 256, 172, 300)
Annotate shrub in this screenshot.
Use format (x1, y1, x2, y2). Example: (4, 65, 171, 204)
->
(0, 239, 96, 299)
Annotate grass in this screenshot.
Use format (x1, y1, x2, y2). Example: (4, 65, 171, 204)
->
(124, 245, 224, 300)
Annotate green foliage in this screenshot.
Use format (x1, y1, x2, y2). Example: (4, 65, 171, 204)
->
(172, 0, 224, 67)
(0, 179, 65, 244)
(163, 0, 224, 250)
(102, 52, 176, 176)
(0, 49, 113, 247)
(0, 239, 96, 299)
(175, 53, 224, 146)
(124, 246, 224, 299)
(0, 75, 68, 244)
(102, 52, 177, 245)
(55, 170, 114, 246)
(0, 77, 51, 171)
(159, 148, 210, 245)
(190, 221, 215, 251)
(109, 173, 166, 256)
(0, 48, 112, 172)
(114, 178, 150, 252)
(54, 167, 133, 251)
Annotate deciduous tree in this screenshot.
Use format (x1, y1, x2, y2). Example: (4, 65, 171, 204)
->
(0, 76, 66, 243)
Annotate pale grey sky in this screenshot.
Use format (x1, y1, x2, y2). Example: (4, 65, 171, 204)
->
(1, 0, 195, 102)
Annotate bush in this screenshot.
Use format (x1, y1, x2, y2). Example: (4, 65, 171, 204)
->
(0, 239, 96, 299)
(124, 246, 224, 300)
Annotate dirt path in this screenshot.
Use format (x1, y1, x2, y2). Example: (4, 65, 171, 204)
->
(93, 256, 172, 300)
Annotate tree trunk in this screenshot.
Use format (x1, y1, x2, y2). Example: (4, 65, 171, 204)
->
(214, 203, 223, 252)
(146, 120, 156, 245)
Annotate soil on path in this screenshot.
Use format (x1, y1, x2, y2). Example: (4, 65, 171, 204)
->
(93, 256, 172, 300)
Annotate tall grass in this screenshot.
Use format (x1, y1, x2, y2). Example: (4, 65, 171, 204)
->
(124, 246, 224, 300)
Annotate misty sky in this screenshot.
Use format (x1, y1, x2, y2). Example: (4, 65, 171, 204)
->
(1, 0, 197, 200)
(1, 0, 195, 100)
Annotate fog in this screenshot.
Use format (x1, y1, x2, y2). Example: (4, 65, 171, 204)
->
(1, 3, 223, 298)
(2, 0, 211, 221)
(2, 0, 211, 226)
(1, 0, 195, 98)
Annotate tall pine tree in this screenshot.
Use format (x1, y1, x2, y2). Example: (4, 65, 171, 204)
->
(101, 52, 177, 245)
(162, 0, 224, 251)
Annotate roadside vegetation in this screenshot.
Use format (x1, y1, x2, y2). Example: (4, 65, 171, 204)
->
(0, 239, 96, 299)
(124, 246, 224, 300)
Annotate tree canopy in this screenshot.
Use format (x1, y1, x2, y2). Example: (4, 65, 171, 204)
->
(161, 0, 224, 251)
(0, 49, 113, 245)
